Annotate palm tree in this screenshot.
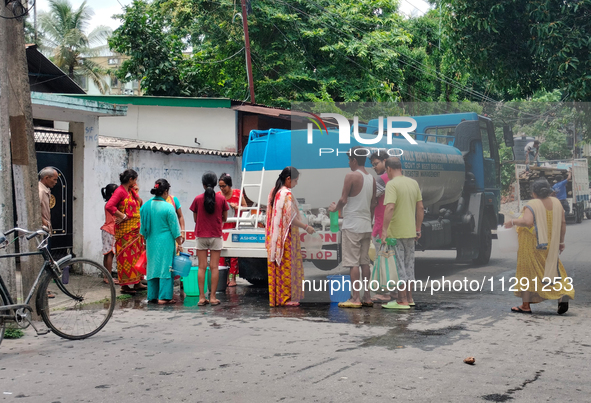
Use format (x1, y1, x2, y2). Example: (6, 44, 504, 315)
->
(38, 0, 112, 93)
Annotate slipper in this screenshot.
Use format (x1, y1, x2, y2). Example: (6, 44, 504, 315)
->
(209, 300, 221, 306)
(157, 299, 177, 305)
(285, 301, 300, 307)
(557, 302, 569, 315)
(361, 301, 374, 307)
(382, 301, 411, 310)
(409, 301, 416, 307)
(337, 300, 362, 309)
(120, 287, 137, 295)
(133, 284, 148, 291)
(197, 300, 209, 306)
(511, 306, 532, 314)
(47, 290, 56, 299)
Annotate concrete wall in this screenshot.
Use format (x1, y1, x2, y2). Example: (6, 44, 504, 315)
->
(75, 143, 239, 263)
(98, 105, 238, 152)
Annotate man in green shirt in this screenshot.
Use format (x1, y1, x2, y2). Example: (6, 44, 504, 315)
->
(381, 157, 424, 310)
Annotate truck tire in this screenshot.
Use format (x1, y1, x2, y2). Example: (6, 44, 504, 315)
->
(238, 258, 268, 287)
(586, 211, 591, 220)
(576, 205, 583, 223)
(472, 220, 492, 266)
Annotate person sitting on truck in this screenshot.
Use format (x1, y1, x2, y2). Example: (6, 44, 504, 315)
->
(524, 140, 540, 166)
(381, 157, 424, 310)
(504, 178, 574, 315)
(370, 150, 395, 303)
(329, 147, 377, 309)
(551, 169, 572, 214)
(190, 172, 229, 306)
(265, 167, 315, 307)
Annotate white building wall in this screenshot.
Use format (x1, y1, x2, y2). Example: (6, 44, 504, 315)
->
(98, 106, 238, 151)
(76, 147, 239, 262)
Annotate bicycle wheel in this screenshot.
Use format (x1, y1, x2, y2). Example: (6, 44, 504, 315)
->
(36, 258, 116, 340)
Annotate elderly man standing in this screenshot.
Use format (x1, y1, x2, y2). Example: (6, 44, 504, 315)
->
(38, 167, 58, 298)
(38, 167, 58, 231)
(381, 157, 424, 310)
(329, 146, 376, 309)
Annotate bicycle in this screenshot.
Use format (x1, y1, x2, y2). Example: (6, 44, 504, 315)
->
(0, 228, 116, 346)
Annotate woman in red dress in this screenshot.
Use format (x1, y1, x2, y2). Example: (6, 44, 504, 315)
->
(217, 173, 247, 287)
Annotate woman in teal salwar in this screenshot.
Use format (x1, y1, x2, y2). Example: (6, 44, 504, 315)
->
(140, 179, 182, 304)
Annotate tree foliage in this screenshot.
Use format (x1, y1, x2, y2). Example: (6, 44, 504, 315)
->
(110, 0, 487, 106)
(441, 0, 591, 101)
(38, 0, 112, 93)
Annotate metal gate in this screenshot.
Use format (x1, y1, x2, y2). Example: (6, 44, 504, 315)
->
(35, 128, 73, 253)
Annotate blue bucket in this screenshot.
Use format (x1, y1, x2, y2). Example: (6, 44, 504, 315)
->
(327, 275, 351, 303)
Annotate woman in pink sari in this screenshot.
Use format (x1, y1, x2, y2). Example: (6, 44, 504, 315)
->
(265, 167, 315, 307)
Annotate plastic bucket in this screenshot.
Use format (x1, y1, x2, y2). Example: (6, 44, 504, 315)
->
(497, 225, 518, 254)
(181, 267, 209, 296)
(327, 275, 351, 302)
(209, 266, 229, 293)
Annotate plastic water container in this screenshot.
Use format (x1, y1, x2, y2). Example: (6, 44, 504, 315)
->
(330, 211, 339, 233)
(497, 225, 518, 254)
(182, 267, 209, 296)
(172, 252, 192, 277)
(327, 275, 351, 302)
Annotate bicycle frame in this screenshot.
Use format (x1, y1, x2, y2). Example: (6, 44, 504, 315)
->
(0, 230, 78, 317)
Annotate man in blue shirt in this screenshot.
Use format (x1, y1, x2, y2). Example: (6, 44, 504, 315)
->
(552, 169, 572, 214)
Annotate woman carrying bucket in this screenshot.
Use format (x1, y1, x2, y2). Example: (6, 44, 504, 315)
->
(140, 179, 182, 305)
(265, 167, 315, 307)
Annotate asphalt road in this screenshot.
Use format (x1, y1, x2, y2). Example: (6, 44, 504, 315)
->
(1, 220, 590, 402)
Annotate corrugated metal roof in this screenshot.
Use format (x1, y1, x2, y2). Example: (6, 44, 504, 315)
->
(98, 136, 238, 157)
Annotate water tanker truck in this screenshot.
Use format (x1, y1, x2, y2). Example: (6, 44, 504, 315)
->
(222, 112, 506, 285)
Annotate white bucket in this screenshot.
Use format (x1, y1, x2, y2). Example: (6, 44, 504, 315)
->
(497, 225, 518, 254)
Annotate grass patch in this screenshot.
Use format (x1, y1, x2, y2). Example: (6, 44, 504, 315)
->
(117, 294, 133, 300)
(4, 327, 25, 339)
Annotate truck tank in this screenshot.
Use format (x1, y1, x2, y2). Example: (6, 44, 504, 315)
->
(243, 128, 465, 210)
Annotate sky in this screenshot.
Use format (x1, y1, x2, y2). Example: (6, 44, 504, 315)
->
(35, 0, 432, 33)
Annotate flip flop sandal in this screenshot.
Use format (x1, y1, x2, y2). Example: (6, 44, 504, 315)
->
(557, 302, 569, 315)
(285, 302, 300, 307)
(210, 301, 221, 306)
(157, 299, 177, 305)
(120, 287, 137, 295)
(337, 301, 362, 309)
(47, 291, 56, 299)
(361, 301, 374, 307)
(511, 306, 532, 314)
(409, 302, 416, 307)
(197, 300, 209, 306)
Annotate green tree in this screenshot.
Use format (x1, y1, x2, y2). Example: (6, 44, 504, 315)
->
(440, 0, 591, 101)
(113, 0, 481, 105)
(39, 0, 112, 93)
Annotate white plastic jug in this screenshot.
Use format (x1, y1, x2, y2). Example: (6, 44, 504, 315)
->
(497, 225, 518, 254)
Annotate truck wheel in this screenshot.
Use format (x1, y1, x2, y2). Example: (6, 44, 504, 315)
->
(238, 258, 268, 287)
(586, 211, 591, 220)
(472, 220, 492, 266)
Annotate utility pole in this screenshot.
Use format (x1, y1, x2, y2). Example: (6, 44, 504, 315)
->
(1, 3, 44, 310)
(240, 0, 256, 104)
(0, 7, 17, 300)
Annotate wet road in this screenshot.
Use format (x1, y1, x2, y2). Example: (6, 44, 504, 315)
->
(1, 220, 590, 402)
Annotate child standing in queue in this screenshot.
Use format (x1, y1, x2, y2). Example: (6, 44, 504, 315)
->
(190, 172, 229, 306)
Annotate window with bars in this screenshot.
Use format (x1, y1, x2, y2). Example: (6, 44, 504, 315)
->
(34, 129, 73, 153)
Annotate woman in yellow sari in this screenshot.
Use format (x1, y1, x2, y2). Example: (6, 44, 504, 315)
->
(504, 178, 574, 314)
(265, 167, 315, 307)
(106, 169, 147, 294)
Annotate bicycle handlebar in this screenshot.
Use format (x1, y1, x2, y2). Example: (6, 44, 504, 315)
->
(4, 227, 49, 240)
